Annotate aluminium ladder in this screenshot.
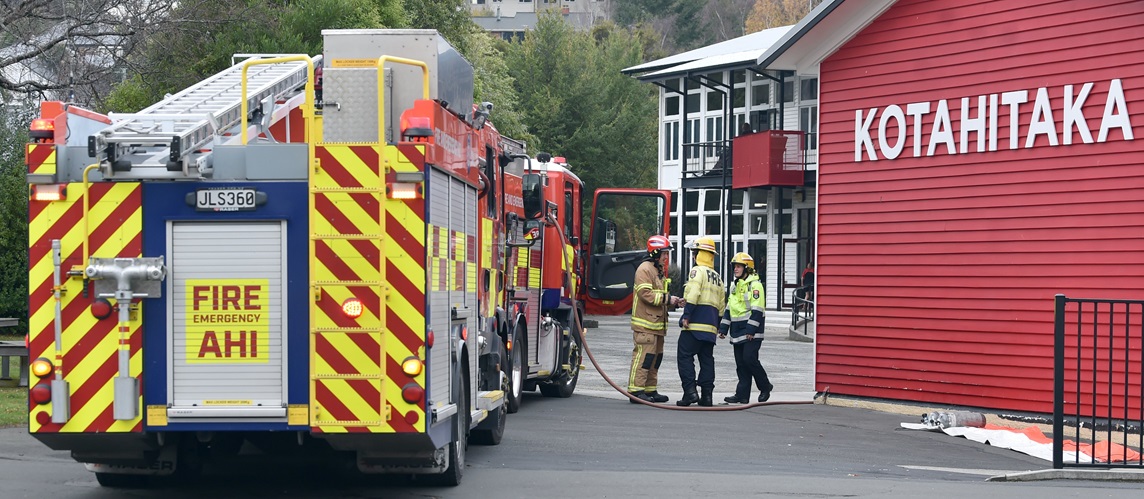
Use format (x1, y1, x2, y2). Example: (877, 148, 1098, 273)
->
(91, 54, 317, 178)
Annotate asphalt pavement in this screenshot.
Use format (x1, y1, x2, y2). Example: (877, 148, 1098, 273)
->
(575, 310, 1144, 483)
(577, 309, 813, 404)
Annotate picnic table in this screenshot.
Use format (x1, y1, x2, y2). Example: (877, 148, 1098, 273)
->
(0, 318, 27, 387)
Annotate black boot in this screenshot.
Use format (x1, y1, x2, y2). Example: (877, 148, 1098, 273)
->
(699, 387, 713, 407)
(646, 391, 669, 403)
(676, 388, 699, 407)
(723, 395, 747, 404)
(629, 391, 653, 404)
(758, 383, 774, 403)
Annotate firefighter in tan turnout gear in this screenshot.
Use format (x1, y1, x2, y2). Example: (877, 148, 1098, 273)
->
(628, 235, 683, 404)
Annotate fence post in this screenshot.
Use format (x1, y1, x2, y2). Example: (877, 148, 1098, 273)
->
(1052, 293, 1065, 469)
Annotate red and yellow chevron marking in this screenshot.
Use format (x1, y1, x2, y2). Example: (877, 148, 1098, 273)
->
(310, 144, 426, 433)
(26, 143, 56, 175)
(27, 182, 142, 434)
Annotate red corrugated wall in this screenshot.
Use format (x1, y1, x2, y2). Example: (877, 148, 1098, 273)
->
(816, 0, 1144, 413)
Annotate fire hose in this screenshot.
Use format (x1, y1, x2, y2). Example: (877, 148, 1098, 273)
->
(547, 213, 811, 412)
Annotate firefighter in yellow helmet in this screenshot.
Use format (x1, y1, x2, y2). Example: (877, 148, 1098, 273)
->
(676, 236, 725, 407)
(627, 235, 683, 404)
(718, 252, 774, 403)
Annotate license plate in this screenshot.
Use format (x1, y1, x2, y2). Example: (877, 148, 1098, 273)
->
(196, 188, 257, 212)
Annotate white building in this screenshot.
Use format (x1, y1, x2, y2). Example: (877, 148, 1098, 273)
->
(623, 26, 820, 310)
(470, 0, 606, 41)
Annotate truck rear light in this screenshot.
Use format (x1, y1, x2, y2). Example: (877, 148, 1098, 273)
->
(401, 356, 423, 376)
(30, 357, 53, 378)
(29, 118, 55, 140)
(30, 382, 52, 405)
(341, 298, 363, 318)
(90, 298, 113, 319)
(400, 116, 431, 139)
(401, 383, 424, 404)
(386, 182, 421, 199)
(426, 330, 434, 348)
(30, 184, 66, 201)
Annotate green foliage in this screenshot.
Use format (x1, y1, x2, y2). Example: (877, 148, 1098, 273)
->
(0, 102, 32, 335)
(504, 15, 659, 200)
(468, 34, 534, 146)
(0, 384, 25, 428)
(100, 0, 409, 112)
(404, 0, 475, 55)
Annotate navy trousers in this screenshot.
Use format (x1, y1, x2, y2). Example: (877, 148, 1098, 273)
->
(732, 339, 773, 399)
(677, 330, 715, 392)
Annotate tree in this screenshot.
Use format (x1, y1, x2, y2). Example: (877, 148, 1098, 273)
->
(505, 15, 659, 204)
(0, 0, 204, 103)
(0, 99, 34, 334)
(745, 0, 821, 33)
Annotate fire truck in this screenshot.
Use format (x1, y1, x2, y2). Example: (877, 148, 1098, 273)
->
(19, 29, 552, 486)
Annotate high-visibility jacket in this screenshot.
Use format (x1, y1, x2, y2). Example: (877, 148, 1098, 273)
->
(631, 260, 672, 335)
(719, 273, 765, 343)
(680, 264, 724, 340)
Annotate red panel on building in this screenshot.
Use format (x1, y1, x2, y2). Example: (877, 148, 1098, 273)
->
(731, 130, 806, 188)
(815, 0, 1144, 414)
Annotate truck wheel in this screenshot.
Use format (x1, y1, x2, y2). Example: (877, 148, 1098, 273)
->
(471, 372, 506, 445)
(433, 373, 468, 486)
(539, 324, 580, 398)
(95, 472, 147, 488)
(505, 329, 523, 414)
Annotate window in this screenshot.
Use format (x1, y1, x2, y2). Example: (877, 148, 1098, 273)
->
(732, 87, 745, 109)
(733, 70, 746, 85)
(730, 213, 743, 235)
(752, 81, 770, 106)
(782, 80, 794, 103)
(800, 77, 818, 101)
(564, 183, 575, 239)
(705, 215, 721, 235)
(800, 106, 818, 150)
(703, 190, 721, 210)
(685, 93, 700, 114)
(705, 116, 723, 156)
(684, 216, 698, 236)
(750, 214, 767, 234)
(777, 189, 793, 235)
(706, 90, 723, 111)
(730, 189, 744, 210)
(664, 78, 680, 92)
(684, 190, 699, 211)
(685, 78, 700, 91)
(665, 95, 680, 116)
(663, 121, 679, 161)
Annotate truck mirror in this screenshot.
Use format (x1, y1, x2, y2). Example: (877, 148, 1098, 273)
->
(522, 173, 544, 219)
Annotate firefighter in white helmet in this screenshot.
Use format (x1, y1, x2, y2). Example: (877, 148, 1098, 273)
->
(627, 235, 683, 404)
(676, 236, 725, 407)
(718, 252, 774, 403)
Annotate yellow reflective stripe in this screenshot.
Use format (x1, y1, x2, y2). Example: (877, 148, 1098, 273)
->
(628, 343, 645, 392)
(631, 317, 666, 330)
(634, 283, 653, 292)
(687, 323, 719, 334)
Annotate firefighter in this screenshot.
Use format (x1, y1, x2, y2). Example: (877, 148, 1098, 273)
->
(677, 236, 725, 407)
(718, 252, 774, 403)
(628, 235, 683, 404)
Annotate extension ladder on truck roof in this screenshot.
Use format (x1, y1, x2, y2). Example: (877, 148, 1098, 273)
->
(89, 54, 319, 179)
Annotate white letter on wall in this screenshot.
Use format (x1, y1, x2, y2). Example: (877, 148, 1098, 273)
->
(1001, 90, 1028, 150)
(1063, 82, 1094, 145)
(1099, 79, 1134, 142)
(1026, 87, 1059, 148)
(927, 99, 956, 156)
(960, 95, 986, 153)
(855, 108, 878, 161)
(878, 104, 906, 159)
(906, 102, 930, 157)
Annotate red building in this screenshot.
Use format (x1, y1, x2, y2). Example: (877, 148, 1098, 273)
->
(763, 0, 1143, 414)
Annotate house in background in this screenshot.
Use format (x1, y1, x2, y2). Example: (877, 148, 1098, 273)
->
(623, 26, 820, 311)
(469, 0, 607, 41)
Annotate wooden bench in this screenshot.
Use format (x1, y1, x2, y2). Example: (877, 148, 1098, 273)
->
(0, 318, 28, 387)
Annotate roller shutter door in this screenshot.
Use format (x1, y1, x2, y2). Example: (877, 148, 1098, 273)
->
(167, 221, 287, 419)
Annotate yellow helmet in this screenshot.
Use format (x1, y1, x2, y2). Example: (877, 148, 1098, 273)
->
(730, 252, 754, 269)
(689, 236, 717, 254)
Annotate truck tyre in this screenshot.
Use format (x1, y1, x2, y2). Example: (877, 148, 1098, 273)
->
(471, 372, 506, 445)
(432, 372, 468, 486)
(505, 327, 524, 413)
(539, 323, 580, 398)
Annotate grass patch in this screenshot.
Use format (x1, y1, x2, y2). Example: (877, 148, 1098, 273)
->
(1, 335, 28, 428)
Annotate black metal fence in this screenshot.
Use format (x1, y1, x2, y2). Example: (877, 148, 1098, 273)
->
(791, 295, 814, 335)
(1052, 294, 1144, 469)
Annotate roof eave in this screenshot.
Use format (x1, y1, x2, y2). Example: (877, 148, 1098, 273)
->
(757, 0, 897, 74)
